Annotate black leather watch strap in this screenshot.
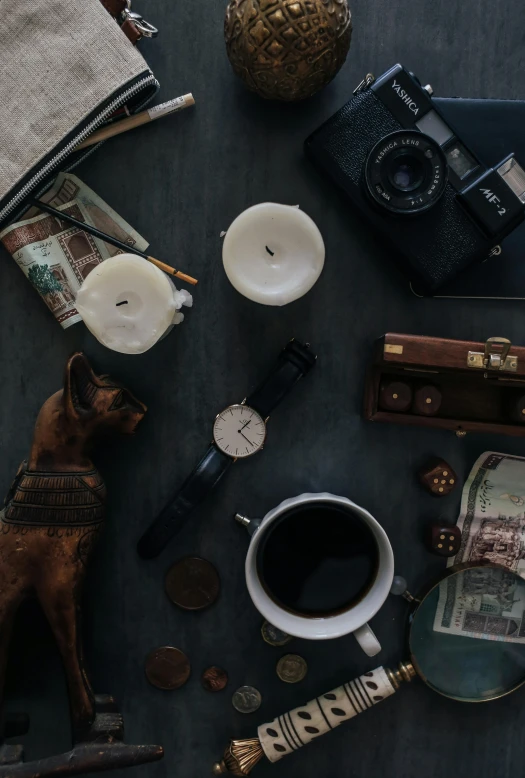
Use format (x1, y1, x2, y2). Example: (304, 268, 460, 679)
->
(137, 445, 232, 559)
(137, 339, 316, 560)
(246, 339, 316, 419)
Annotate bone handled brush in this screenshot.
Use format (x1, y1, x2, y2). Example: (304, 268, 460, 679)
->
(212, 664, 415, 775)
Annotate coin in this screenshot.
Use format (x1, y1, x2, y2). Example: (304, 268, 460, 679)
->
(201, 666, 228, 692)
(145, 646, 191, 690)
(232, 685, 262, 714)
(276, 654, 308, 684)
(165, 556, 220, 610)
(261, 620, 293, 647)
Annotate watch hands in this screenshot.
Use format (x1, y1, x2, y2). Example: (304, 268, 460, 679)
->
(238, 420, 252, 433)
(239, 430, 253, 445)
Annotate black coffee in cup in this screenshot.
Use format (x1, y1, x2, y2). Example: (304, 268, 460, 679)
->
(257, 502, 379, 617)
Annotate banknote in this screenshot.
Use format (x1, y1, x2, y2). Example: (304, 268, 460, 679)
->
(0, 174, 148, 329)
(42, 173, 148, 258)
(434, 452, 525, 643)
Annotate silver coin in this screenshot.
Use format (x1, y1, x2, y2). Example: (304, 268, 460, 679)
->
(232, 685, 262, 714)
(261, 620, 293, 647)
(276, 654, 308, 684)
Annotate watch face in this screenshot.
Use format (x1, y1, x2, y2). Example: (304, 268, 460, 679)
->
(213, 404, 266, 458)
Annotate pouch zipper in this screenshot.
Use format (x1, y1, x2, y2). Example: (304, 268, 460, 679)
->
(0, 73, 158, 225)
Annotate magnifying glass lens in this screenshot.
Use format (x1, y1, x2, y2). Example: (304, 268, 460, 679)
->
(409, 567, 525, 701)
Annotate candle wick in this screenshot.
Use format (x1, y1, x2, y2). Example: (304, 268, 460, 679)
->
(265, 246, 275, 257)
(116, 300, 129, 307)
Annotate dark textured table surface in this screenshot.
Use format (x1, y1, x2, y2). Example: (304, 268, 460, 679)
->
(3, 1, 525, 776)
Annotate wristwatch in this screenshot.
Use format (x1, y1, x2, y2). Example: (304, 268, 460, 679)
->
(137, 339, 316, 559)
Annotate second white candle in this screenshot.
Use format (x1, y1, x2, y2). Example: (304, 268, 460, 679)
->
(222, 203, 325, 306)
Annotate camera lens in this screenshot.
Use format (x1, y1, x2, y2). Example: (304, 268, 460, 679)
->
(365, 130, 447, 215)
(388, 152, 425, 192)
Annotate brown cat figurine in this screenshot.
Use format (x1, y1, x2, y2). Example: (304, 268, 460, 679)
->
(0, 352, 150, 755)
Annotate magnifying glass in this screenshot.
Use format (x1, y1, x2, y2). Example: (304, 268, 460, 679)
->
(213, 564, 525, 776)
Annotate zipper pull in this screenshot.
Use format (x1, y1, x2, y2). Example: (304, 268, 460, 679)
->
(353, 73, 375, 95)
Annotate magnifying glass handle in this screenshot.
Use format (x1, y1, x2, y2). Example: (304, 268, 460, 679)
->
(213, 664, 414, 775)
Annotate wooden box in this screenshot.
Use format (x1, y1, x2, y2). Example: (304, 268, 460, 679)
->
(364, 334, 525, 437)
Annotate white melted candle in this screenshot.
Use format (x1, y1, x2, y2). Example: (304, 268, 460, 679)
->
(222, 203, 325, 306)
(76, 254, 193, 355)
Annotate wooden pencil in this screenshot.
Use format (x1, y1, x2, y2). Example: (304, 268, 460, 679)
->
(31, 199, 198, 286)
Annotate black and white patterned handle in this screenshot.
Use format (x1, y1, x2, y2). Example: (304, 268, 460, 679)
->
(257, 666, 396, 763)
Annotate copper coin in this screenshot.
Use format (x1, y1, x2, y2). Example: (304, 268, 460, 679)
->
(201, 666, 228, 692)
(145, 646, 191, 690)
(165, 556, 220, 610)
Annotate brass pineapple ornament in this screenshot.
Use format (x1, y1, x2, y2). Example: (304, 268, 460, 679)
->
(224, 0, 352, 101)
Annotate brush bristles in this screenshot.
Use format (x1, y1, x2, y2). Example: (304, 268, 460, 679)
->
(221, 738, 264, 775)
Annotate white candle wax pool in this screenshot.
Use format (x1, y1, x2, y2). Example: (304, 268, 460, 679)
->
(222, 203, 325, 306)
(76, 254, 192, 355)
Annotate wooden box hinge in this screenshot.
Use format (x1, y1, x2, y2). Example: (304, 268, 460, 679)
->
(467, 337, 518, 373)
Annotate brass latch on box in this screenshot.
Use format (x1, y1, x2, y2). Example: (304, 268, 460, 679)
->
(467, 337, 518, 373)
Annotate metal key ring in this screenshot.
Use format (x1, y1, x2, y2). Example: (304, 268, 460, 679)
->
(122, 9, 159, 37)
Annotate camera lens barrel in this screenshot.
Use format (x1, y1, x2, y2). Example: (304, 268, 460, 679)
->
(365, 130, 448, 215)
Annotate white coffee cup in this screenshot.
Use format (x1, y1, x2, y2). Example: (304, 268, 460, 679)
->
(236, 493, 394, 657)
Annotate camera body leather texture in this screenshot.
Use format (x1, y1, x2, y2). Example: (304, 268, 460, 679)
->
(305, 89, 493, 293)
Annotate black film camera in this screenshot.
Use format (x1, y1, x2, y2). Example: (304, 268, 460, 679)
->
(305, 64, 525, 293)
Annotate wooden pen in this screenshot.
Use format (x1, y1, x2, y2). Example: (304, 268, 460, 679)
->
(75, 93, 195, 150)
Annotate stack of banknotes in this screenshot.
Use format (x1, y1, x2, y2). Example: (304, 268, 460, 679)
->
(434, 452, 525, 643)
(0, 173, 148, 329)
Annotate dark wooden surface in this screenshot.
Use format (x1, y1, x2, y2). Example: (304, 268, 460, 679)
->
(2, 1, 525, 776)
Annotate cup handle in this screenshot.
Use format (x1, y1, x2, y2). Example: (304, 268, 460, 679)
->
(353, 623, 381, 657)
(234, 513, 261, 537)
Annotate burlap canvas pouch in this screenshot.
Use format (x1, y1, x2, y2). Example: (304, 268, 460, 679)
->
(0, 0, 158, 229)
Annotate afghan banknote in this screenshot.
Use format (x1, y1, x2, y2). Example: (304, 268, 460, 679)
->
(434, 452, 525, 643)
(0, 174, 148, 329)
